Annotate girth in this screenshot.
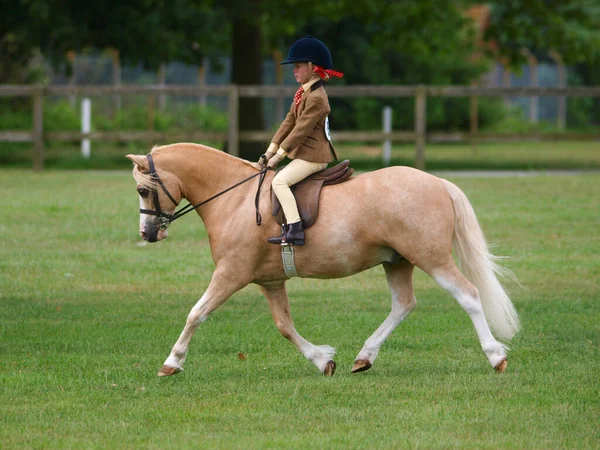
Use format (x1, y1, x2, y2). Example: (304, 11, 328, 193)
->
(271, 160, 354, 229)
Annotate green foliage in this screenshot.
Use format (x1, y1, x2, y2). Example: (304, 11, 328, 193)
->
(0, 101, 32, 130)
(3, 0, 600, 137)
(43, 101, 80, 131)
(93, 103, 227, 132)
(0, 99, 80, 131)
(331, 96, 508, 133)
(180, 104, 228, 131)
(293, 7, 490, 131)
(0, 99, 227, 133)
(94, 107, 161, 131)
(4, 0, 600, 79)
(485, 0, 600, 66)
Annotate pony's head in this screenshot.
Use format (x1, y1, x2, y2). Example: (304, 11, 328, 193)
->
(126, 153, 183, 242)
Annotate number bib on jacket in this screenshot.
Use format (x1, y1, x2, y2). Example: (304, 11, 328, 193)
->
(325, 116, 332, 142)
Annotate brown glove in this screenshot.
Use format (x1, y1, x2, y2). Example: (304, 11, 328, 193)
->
(267, 152, 284, 169)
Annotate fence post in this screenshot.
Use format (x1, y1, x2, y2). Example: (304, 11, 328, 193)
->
(81, 98, 92, 159)
(158, 63, 167, 112)
(469, 83, 479, 139)
(227, 85, 239, 157)
(273, 49, 284, 123)
(549, 50, 566, 130)
(414, 85, 427, 171)
(502, 61, 511, 108)
(111, 49, 121, 116)
(382, 106, 392, 166)
(147, 95, 155, 131)
(32, 85, 44, 172)
(198, 61, 207, 107)
(67, 50, 77, 109)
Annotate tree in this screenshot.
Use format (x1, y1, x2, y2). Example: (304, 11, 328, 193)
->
(0, 0, 75, 83)
(5, 0, 600, 149)
(223, 0, 264, 159)
(484, 0, 600, 125)
(484, 0, 600, 66)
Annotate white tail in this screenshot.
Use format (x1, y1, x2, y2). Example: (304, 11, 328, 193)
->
(441, 179, 520, 340)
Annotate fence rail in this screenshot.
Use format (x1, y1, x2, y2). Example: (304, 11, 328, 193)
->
(1, 84, 599, 171)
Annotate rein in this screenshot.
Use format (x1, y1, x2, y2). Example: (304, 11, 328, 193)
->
(140, 154, 269, 230)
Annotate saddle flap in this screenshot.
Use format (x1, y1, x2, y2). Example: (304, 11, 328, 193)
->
(271, 160, 353, 229)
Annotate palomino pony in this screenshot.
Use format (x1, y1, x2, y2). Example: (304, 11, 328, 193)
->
(126, 143, 519, 377)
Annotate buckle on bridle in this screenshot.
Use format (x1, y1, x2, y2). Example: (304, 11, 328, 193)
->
(158, 215, 172, 230)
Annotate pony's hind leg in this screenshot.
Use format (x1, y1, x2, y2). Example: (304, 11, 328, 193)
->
(260, 283, 336, 376)
(352, 260, 417, 373)
(432, 263, 508, 371)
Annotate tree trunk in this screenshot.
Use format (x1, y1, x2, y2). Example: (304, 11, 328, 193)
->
(230, 5, 264, 161)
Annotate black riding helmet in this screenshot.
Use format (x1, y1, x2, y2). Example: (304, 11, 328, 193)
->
(280, 36, 333, 69)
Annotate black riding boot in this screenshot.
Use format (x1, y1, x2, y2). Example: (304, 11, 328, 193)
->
(267, 225, 287, 245)
(285, 221, 305, 246)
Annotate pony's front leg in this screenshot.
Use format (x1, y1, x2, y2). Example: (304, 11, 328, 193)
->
(260, 283, 336, 376)
(158, 270, 247, 377)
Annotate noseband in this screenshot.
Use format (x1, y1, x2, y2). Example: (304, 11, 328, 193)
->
(139, 154, 268, 230)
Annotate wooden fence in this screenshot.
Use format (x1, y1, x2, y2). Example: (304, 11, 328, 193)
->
(1, 84, 599, 171)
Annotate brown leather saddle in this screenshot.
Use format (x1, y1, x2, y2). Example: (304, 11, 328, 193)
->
(271, 160, 354, 229)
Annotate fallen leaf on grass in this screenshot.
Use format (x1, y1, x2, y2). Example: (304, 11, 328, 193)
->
(238, 352, 246, 360)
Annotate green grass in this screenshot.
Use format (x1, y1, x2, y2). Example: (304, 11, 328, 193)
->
(339, 140, 600, 171)
(1, 170, 599, 448)
(1, 139, 600, 171)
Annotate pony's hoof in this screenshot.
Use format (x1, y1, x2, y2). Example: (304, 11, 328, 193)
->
(157, 365, 182, 377)
(494, 358, 508, 373)
(351, 359, 372, 373)
(323, 360, 336, 377)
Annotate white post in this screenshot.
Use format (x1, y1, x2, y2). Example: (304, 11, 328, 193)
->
(81, 98, 91, 159)
(382, 106, 392, 167)
(522, 48, 539, 124)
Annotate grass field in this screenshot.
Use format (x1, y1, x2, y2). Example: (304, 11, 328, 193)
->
(1, 168, 599, 448)
(339, 140, 600, 171)
(2, 139, 600, 171)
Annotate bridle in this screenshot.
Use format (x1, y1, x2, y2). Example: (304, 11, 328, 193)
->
(139, 154, 268, 230)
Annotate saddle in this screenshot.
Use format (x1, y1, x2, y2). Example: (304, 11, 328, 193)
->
(271, 160, 354, 229)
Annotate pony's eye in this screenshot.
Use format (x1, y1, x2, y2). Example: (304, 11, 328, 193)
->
(137, 187, 149, 197)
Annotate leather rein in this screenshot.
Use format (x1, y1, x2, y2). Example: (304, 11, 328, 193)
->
(139, 154, 268, 230)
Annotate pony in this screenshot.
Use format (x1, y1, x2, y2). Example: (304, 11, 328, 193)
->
(126, 143, 519, 377)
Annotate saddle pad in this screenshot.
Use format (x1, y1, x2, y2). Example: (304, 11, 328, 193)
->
(271, 160, 354, 229)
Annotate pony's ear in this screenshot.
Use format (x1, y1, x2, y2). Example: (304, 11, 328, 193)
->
(126, 154, 149, 171)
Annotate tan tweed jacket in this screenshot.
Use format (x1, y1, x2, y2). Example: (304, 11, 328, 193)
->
(271, 80, 338, 163)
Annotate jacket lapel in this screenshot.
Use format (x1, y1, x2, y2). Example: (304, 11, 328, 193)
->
(295, 80, 324, 117)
